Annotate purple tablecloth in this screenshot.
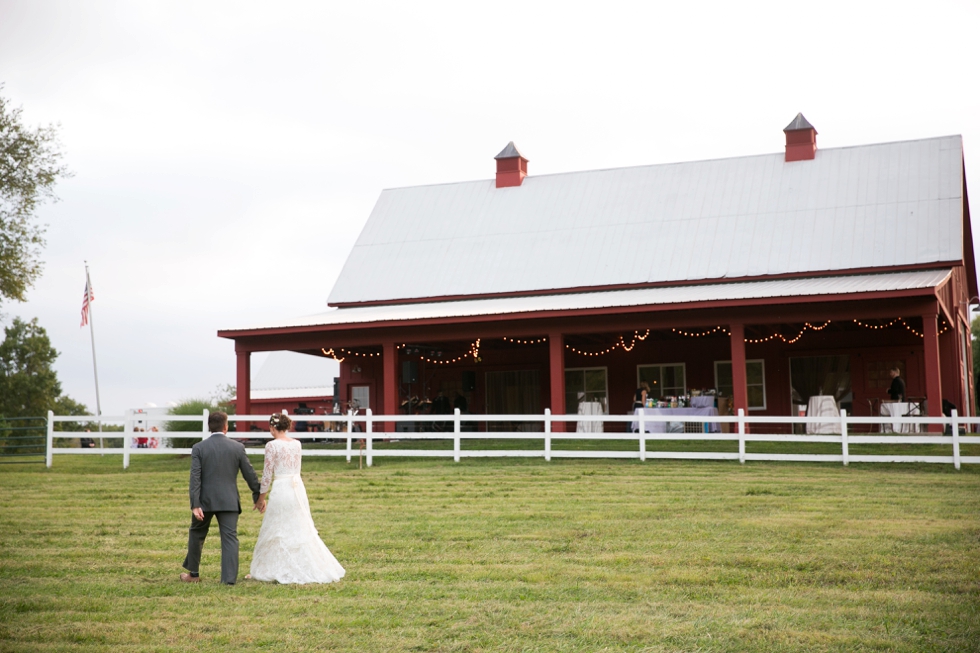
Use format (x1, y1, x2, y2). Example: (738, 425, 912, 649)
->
(632, 407, 721, 434)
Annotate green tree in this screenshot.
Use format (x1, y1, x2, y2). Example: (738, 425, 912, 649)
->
(167, 398, 226, 450)
(0, 87, 72, 306)
(0, 318, 88, 453)
(0, 317, 62, 417)
(0, 317, 87, 418)
(52, 395, 91, 432)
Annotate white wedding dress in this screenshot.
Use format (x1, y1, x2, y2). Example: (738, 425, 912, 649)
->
(249, 438, 345, 584)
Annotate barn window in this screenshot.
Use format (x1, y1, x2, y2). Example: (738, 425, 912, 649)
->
(637, 363, 686, 399)
(714, 360, 766, 410)
(564, 367, 608, 414)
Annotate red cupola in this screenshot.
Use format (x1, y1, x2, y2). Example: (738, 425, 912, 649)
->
(494, 141, 528, 188)
(783, 113, 817, 162)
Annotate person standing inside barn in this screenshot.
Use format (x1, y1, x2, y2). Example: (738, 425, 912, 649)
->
(887, 367, 906, 402)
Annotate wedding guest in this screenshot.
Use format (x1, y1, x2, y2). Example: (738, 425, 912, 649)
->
(632, 388, 647, 411)
(630, 388, 648, 433)
(887, 367, 906, 402)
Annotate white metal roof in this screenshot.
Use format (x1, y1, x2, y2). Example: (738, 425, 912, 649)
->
(250, 351, 339, 398)
(232, 269, 950, 333)
(328, 135, 964, 305)
(251, 388, 332, 400)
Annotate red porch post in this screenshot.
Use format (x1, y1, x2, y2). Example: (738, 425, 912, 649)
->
(729, 323, 748, 416)
(965, 319, 977, 418)
(548, 332, 565, 432)
(922, 312, 943, 432)
(236, 350, 251, 424)
(383, 341, 397, 433)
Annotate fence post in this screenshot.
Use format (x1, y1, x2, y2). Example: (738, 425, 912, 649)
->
(46, 410, 55, 468)
(453, 408, 461, 463)
(123, 409, 132, 470)
(840, 408, 849, 467)
(365, 408, 373, 468)
(346, 410, 354, 463)
(544, 408, 552, 462)
(737, 408, 745, 464)
(202, 409, 210, 440)
(639, 411, 646, 462)
(952, 409, 961, 471)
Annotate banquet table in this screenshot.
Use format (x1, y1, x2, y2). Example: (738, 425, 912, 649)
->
(690, 396, 716, 409)
(576, 401, 605, 433)
(632, 407, 721, 434)
(880, 401, 920, 433)
(806, 395, 840, 434)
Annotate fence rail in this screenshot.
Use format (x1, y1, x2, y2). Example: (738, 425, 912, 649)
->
(44, 408, 980, 470)
(1, 417, 47, 463)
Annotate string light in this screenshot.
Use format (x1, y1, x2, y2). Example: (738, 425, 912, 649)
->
(672, 326, 730, 338)
(415, 339, 482, 365)
(901, 321, 923, 338)
(852, 317, 953, 339)
(338, 348, 379, 358)
(619, 329, 650, 351)
(329, 316, 953, 368)
(565, 330, 650, 357)
(565, 343, 620, 357)
(743, 321, 831, 344)
(321, 348, 345, 362)
(852, 318, 902, 330)
(672, 323, 830, 344)
(322, 347, 381, 361)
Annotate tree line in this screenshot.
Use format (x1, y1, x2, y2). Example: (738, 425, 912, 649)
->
(1, 85, 86, 434)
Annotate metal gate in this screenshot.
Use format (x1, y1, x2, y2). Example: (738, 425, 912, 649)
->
(0, 417, 47, 463)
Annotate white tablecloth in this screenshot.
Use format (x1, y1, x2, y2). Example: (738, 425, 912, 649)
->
(632, 407, 720, 434)
(806, 396, 840, 434)
(576, 401, 604, 433)
(690, 396, 716, 408)
(880, 402, 920, 433)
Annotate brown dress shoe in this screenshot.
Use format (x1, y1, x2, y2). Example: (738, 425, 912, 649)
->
(180, 573, 201, 583)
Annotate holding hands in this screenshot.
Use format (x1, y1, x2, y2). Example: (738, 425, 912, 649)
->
(254, 497, 267, 514)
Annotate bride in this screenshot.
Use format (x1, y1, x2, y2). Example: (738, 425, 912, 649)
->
(248, 413, 345, 584)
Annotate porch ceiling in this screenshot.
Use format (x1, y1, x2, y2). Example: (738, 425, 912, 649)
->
(220, 269, 951, 337)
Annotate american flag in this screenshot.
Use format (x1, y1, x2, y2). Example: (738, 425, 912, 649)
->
(80, 279, 95, 327)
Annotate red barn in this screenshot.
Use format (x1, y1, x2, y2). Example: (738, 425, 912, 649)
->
(219, 116, 977, 432)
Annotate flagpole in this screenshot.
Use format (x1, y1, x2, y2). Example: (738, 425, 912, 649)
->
(84, 261, 104, 445)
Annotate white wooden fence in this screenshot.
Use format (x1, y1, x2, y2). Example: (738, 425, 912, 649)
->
(46, 408, 979, 470)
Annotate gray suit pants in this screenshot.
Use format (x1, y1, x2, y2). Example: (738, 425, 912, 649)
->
(183, 511, 240, 584)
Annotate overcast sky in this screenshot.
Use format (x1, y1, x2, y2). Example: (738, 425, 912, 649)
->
(1, 0, 978, 416)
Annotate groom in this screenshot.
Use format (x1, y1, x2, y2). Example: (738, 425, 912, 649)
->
(181, 411, 261, 585)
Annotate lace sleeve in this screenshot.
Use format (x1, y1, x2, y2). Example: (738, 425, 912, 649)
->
(259, 441, 276, 494)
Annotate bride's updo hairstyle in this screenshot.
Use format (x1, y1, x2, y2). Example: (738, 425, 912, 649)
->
(270, 413, 292, 432)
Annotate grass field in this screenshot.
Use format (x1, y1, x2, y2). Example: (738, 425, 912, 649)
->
(1, 453, 978, 652)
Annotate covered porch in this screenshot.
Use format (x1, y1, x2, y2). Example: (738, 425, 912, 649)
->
(220, 270, 974, 435)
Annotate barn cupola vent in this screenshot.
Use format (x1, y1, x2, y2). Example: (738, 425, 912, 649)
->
(494, 141, 529, 188)
(783, 113, 817, 162)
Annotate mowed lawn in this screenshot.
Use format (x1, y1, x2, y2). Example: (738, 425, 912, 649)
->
(1, 453, 978, 652)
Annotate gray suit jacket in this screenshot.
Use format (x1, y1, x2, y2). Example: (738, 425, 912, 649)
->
(189, 433, 261, 513)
